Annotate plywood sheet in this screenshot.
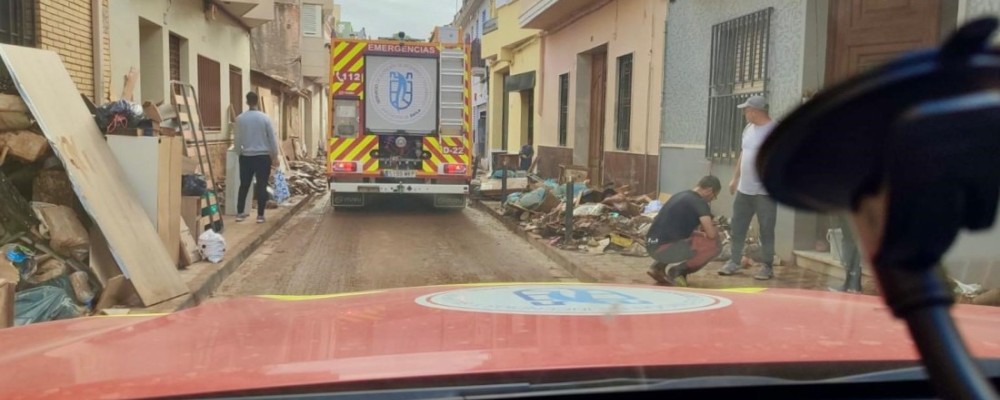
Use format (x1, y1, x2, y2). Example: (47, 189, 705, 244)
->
(0, 45, 187, 305)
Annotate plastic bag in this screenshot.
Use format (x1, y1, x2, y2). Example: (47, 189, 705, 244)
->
(273, 169, 290, 204)
(94, 99, 146, 135)
(517, 187, 547, 210)
(505, 192, 522, 205)
(198, 229, 227, 264)
(14, 286, 82, 326)
(181, 174, 208, 196)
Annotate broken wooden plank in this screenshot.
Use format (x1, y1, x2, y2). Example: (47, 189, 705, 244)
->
(88, 228, 120, 286)
(0, 111, 31, 131)
(179, 217, 201, 266)
(120, 67, 137, 102)
(0, 279, 12, 329)
(0, 130, 48, 161)
(31, 203, 89, 261)
(1, 44, 187, 306)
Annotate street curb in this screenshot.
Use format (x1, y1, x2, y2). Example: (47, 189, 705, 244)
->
(148, 194, 315, 313)
(470, 200, 601, 282)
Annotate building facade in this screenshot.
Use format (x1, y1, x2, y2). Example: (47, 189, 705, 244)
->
(521, 0, 667, 194)
(482, 0, 541, 167)
(454, 0, 492, 159)
(659, 0, 1000, 285)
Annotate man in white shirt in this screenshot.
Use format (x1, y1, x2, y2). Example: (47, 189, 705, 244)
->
(718, 95, 778, 280)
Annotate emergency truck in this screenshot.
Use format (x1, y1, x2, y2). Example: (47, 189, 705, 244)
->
(327, 26, 472, 208)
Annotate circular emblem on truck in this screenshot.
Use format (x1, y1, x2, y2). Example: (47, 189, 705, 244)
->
(370, 59, 434, 125)
(415, 285, 732, 316)
(395, 136, 407, 148)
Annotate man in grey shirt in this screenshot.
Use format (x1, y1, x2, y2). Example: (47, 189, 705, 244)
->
(234, 91, 279, 223)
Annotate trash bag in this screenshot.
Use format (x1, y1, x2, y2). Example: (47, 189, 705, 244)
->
(14, 286, 82, 326)
(94, 99, 146, 135)
(198, 229, 227, 264)
(505, 191, 522, 205)
(517, 187, 547, 210)
(273, 169, 290, 204)
(182, 174, 208, 196)
(491, 169, 517, 179)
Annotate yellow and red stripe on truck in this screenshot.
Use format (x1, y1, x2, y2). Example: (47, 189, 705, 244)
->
(422, 136, 471, 176)
(328, 135, 378, 174)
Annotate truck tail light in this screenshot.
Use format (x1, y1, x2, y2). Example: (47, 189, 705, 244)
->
(332, 161, 357, 172)
(443, 164, 467, 174)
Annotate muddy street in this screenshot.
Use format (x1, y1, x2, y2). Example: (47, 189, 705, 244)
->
(213, 196, 576, 297)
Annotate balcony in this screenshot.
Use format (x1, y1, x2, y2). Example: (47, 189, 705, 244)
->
(233, 0, 275, 28)
(519, 0, 606, 30)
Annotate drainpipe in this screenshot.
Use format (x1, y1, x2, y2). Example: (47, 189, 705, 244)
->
(642, 0, 657, 194)
(92, 0, 104, 102)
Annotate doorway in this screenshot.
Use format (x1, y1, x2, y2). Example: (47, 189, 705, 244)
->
(588, 50, 607, 186)
(521, 89, 534, 146)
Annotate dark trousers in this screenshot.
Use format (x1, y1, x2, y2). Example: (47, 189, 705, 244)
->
(730, 192, 777, 267)
(237, 155, 271, 216)
(648, 234, 721, 275)
(839, 216, 863, 292)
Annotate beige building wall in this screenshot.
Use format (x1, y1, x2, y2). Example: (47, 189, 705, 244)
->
(109, 0, 252, 137)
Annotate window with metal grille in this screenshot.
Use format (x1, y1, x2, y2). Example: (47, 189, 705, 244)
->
(0, 0, 36, 47)
(615, 53, 633, 151)
(558, 73, 569, 146)
(169, 34, 182, 82)
(197, 55, 222, 130)
(706, 8, 772, 160)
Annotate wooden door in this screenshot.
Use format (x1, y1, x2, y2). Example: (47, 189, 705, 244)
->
(826, 0, 942, 85)
(588, 51, 607, 185)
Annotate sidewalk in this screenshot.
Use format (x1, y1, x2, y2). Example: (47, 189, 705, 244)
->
(474, 200, 876, 293)
(142, 194, 314, 313)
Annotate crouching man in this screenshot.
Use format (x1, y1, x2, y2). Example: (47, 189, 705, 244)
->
(645, 176, 722, 286)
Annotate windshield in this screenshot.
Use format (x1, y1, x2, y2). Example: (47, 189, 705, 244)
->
(0, 0, 999, 398)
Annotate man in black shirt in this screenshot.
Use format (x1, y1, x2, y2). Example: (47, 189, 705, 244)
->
(646, 176, 722, 286)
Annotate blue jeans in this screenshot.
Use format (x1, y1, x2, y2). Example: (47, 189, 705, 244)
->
(730, 192, 777, 267)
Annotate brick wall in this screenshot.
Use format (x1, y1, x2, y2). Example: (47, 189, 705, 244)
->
(36, 0, 97, 100)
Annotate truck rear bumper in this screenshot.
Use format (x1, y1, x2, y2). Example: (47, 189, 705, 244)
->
(330, 182, 469, 195)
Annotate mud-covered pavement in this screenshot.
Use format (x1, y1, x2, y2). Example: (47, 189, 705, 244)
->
(213, 195, 576, 298)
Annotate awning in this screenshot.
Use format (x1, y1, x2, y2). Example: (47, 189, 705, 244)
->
(504, 71, 535, 92)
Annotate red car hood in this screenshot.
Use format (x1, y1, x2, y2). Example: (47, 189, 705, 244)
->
(1, 283, 998, 399)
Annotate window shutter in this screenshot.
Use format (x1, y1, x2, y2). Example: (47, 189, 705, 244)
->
(302, 4, 322, 38)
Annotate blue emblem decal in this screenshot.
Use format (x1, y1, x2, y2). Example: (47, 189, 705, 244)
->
(513, 288, 653, 306)
(389, 71, 414, 111)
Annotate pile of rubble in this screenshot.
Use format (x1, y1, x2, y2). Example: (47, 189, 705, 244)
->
(0, 92, 105, 326)
(285, 158, 327, 196)
(497, 178, 776, 266)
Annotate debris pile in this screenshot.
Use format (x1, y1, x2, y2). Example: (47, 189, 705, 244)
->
(495, 177, 775, 265)
(285, 158, 327, 196)
(498, 178, 660, 257)
(0, 92, 100, 327)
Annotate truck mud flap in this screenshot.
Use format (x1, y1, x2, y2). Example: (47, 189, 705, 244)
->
(331, 192, 365, 207)
(434, 194, 467, 208)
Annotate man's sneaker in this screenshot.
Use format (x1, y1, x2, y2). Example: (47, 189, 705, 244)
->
(753, 265, 774, 280)
(236, 213, 249, 222)
(666, 264, 688, 287)
(718, 261, 740, 276)
(647, 263, 668, 284)
(256, 216, 265, 224)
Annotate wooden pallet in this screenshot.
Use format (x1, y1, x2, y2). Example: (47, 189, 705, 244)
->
(170, 82, 223, 233)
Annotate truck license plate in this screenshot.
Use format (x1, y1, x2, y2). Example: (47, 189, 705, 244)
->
(384, 170, 416, 178)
